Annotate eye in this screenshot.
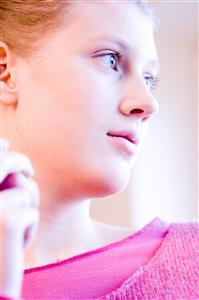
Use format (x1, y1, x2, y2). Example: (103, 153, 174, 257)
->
(94, 51, 122, 72)
(143, 73, 160, 90)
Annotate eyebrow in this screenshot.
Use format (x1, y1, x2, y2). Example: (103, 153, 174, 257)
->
(87, 34, 160, 71)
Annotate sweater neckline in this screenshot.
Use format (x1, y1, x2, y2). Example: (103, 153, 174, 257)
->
(102, 219, 173, 298)
(24, 216, 169, 274)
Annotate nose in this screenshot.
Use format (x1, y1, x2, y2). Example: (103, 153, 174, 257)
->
(119, 75, 159, 121)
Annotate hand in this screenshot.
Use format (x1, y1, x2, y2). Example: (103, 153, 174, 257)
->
(0, 139, 40, 298)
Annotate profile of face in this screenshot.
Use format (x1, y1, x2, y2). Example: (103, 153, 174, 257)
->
(4, 2, 159, 200)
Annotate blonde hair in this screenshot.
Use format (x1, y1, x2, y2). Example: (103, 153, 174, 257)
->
(0, 0, 152, 58)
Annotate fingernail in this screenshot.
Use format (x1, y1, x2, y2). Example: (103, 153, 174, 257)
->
(0, 138, 10, 149)
(22, 165, 35, 178)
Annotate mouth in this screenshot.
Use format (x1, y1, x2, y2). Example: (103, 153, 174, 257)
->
(107, 131, 139, 157)
(107, 131, 139, 145)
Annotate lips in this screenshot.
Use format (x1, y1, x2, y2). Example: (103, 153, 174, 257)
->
(107, 130, 140, 145)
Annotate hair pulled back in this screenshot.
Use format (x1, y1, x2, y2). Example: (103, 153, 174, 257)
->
(0, 0, 152, 58)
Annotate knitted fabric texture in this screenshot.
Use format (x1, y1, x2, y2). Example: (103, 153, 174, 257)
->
(98, 222, 199, 300)
(0, 221, 198, 300)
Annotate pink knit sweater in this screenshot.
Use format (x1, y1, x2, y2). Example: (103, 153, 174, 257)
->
(0, 218, 198, 299)
(98, 221, 199, 299)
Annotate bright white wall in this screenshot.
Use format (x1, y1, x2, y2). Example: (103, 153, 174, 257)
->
(90, 2, 198, 230)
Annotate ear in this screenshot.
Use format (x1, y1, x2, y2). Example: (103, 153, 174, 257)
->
(0, 42, 18, 105)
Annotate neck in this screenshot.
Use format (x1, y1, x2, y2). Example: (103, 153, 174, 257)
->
(24, 197, 98, 268)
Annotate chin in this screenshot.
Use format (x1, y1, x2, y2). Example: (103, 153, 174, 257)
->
(87, 162, 131, 199)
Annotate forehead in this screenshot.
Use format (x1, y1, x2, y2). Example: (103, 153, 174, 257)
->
(62, 1, 158, 62)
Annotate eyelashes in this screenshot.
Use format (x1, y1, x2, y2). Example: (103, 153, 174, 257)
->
(93, 50, 160, 90)
(151, 76, 160, 90)
(143, 74, 160, 90)
(93, 51, 123, 72)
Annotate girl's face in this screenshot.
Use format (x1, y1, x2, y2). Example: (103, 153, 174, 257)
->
(12, 2, 159, 199)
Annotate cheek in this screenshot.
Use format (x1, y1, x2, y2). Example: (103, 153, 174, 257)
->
(18, 58, 117, 158)
(53, 71, 115, 130)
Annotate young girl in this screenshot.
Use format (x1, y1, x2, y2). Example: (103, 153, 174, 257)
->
(0, 1, 198, 299)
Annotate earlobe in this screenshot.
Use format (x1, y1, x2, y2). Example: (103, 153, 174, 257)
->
(0, 43, 18, 105)
(0, 81, 18, 104)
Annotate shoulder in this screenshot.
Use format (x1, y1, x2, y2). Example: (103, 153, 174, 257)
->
(166, 220, 198, 265)
(168, 220, 198, 248)
(151, 220, 199, 295)
(98, 220, 199, 299)
(155, 220, 198, 266)
(158, 221, 198, 295)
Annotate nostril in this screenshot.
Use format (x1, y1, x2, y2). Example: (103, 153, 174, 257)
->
(130, 108, 144, 114)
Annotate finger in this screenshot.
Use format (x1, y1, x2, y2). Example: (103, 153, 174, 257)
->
(0, 138, 10, 150)
(0, 151, 35, 183)
(23, 219, 39, 249)
(16, 206, 40, 232)
(0, 173, 40, 208)
(0, 187, 33, 209)
(2, 205, 40, 245)
(19, 207, 39, 249)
